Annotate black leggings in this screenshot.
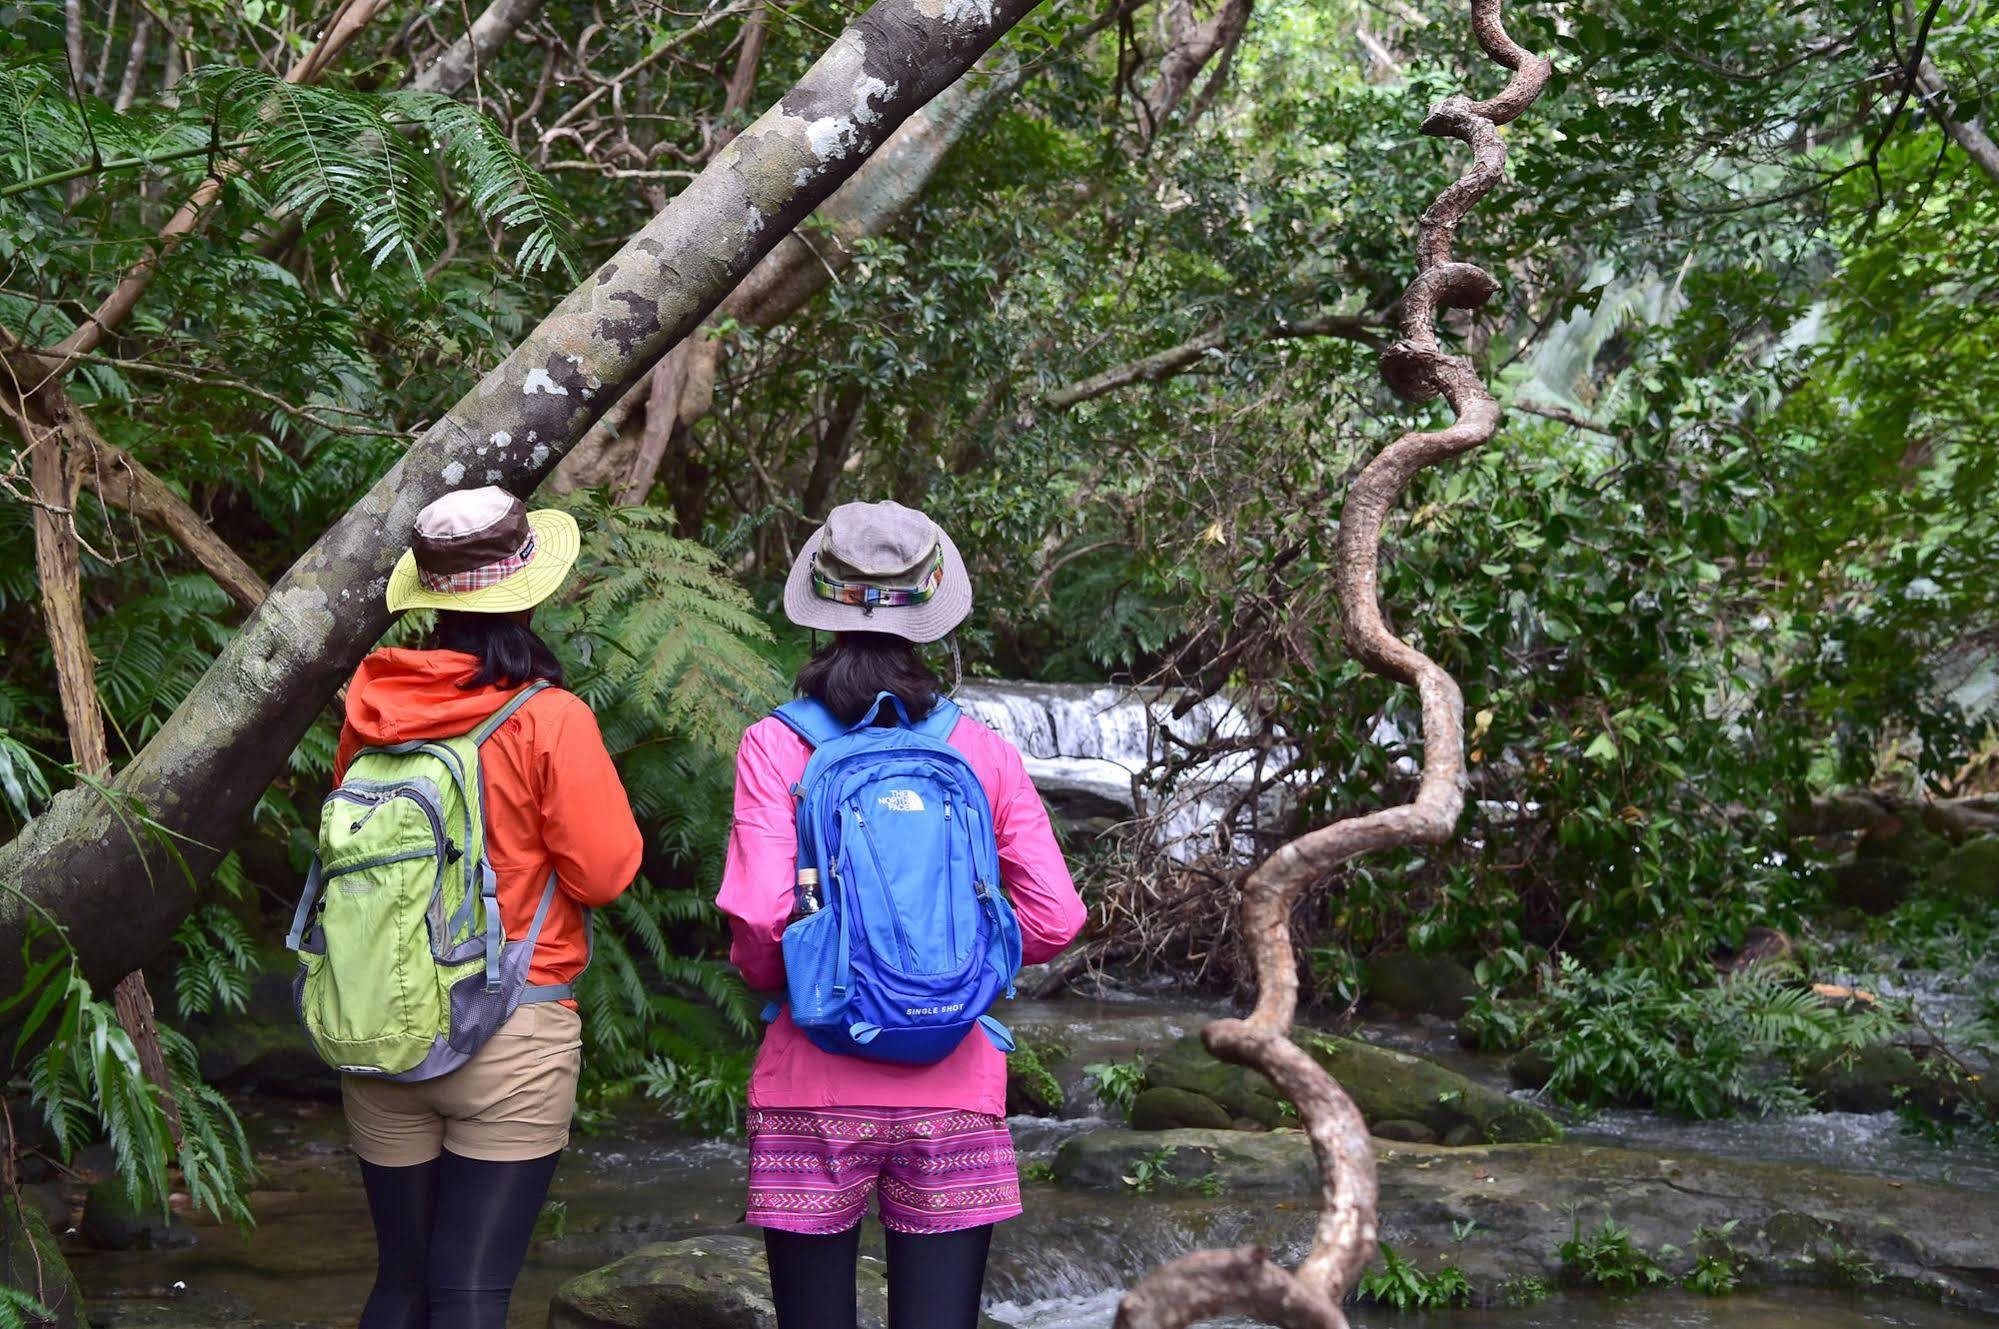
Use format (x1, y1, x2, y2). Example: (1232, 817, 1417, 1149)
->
(358, 1149, 562, 1329)
(765, 1223, 993, 1329)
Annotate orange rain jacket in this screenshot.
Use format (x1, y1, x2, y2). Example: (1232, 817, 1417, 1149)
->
(334, 648, 643, 997)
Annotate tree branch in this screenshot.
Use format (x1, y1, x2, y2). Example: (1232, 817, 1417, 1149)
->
(1511, 397, 1618, 436)
(1043, 311, 1386, 412)
(74, 428, 271, 613)
(1912, 54, 1999, 188)
(406, 0, 545, 96)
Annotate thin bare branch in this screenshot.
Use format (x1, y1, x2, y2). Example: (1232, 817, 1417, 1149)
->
(1044, 311, 1386, 411)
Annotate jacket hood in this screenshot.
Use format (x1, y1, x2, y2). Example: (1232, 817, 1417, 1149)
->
(343, 648, 519, 746)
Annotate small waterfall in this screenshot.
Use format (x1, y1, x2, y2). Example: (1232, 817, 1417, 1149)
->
(954, 681, 1299, 861)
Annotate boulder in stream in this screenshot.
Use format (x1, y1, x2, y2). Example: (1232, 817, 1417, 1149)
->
(1005, 1039, 1067, 1117)
(1363, 951, 1481, 1018)
(1306, 1035, 1560, 1144)
(1129, 1032, 1560, 1145)
(79, 1180, 196, 1252)
(550, 1233, 1005, 1329)
(1799, 1042, 1999, 1119)
(191, 962, 337, 1099)
(1136, 1034, 1290, 1128)
(1052, 1127, 1999, 1310)
(1130, 1086, 1235, 1132)
(1935, 834, 1999, 900)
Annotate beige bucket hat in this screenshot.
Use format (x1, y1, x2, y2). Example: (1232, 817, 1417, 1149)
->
(385, 487, 579, 613)
(782, 500, 972, 643)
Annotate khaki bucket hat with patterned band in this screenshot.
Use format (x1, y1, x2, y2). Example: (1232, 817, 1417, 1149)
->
(783, 500, 972, 643)
(384, 487, 580, 614)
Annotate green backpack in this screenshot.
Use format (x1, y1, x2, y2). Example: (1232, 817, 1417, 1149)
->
(286, 681, 578, 1080)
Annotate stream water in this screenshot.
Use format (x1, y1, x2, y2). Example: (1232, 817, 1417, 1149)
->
(67, 993, 1999, 1329)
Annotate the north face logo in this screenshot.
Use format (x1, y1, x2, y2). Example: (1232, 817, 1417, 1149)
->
(877, 789, 926, 813)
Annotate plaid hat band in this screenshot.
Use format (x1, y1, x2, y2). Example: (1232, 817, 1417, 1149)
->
(811, 546, 946, 610)
(416, 531, 538, 594)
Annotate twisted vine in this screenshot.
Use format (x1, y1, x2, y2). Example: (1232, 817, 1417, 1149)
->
(1113, 6, 1550, 1328)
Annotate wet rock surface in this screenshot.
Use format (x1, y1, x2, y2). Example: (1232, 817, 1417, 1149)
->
(549, 1232, 1004, 1329)
(1129, 1032, 1560, 1145)
(1053, 1127, 1999, 1311)
(1364, 951, 1481, 1018)
(190, 964, 337, 1099)
(80, 1181, 197, 1253)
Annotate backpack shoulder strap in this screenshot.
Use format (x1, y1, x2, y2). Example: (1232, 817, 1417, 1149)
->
(773, 696, 845, 749)
(915, 696, 962, 741)
(473, 680, 554, 745)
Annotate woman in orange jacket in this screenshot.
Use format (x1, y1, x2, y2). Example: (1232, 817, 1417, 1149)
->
(336, 487, 642, 1329)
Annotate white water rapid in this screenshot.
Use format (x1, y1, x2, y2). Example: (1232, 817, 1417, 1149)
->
(953, 681, 1301, 861)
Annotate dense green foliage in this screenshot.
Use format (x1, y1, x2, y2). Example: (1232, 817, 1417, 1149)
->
(1468, 955, 1893, 1118)
(1557, 1216, 1672, 1294)
(1354, 1245, 1473, 1311)
(1, 0, 1997, 1245)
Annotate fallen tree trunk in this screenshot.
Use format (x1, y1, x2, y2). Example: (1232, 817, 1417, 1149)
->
(1786, 790, 1999, 841)
(0, 0, 1043, 995)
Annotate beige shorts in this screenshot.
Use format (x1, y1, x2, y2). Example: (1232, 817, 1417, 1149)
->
(342, 1003, 583, 1167)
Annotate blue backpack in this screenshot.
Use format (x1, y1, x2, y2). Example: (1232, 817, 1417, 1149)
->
(767, 690, 1022, 1064)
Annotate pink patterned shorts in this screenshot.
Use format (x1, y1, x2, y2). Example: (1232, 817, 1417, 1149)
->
(744, 1107, 1022, 1234)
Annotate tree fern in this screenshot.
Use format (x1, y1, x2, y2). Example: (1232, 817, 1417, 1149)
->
(0, 58, 573, 276)
(543, 495, 782, 754)
(0, 1286, 55, 1329)
(14, 938, 257, 1225)
(172, 905, 260, 1019)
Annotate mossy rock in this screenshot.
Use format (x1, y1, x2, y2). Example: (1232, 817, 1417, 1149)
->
(1130, 1086, 1233, 1132)
(1856, 815, 1950, 868)
(1053, 1128, 1316, 1194)
(1141, 1032, 1557, 1145)
(1799, 1042, 1998, 1118)
(1304, 1035, 1560, 1144)
(1827, 857, 1914, 916)
(1936, 835, 1999, 901)
(1, 1202, 82, 1328)
(550, 1234, 877, 1329)
(550, 1234, 1003, 1329)
(1140, 1035, 1289, 1127)
(80, 1180, 196, 1252)
(1369, 1118, 1437, 1144)
(1505, 1046, 1555, 1091)
(1364, 951, 1480, 1018)
(1006, 1041, 1066, 1117)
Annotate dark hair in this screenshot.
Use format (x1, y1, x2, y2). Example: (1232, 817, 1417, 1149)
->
(432, 610, 565, 690)
(795, 632, 940, 726)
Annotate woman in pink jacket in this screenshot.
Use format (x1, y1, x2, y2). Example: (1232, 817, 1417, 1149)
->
(718, 500, 1087, 1329)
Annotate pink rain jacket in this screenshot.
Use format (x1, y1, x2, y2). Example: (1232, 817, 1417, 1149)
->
(717, 711, 1087, 1117)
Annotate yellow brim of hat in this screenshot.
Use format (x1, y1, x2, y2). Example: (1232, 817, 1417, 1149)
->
(385, 509, 581, 614)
